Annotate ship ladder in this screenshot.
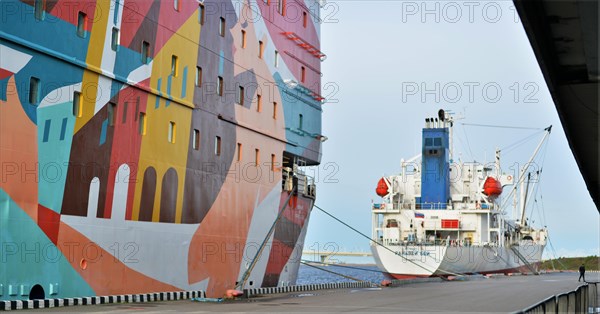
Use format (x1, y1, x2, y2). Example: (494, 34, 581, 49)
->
(509, 245, 539, 275)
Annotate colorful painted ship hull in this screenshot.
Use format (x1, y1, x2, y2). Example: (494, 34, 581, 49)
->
(0, 0, 324, 300)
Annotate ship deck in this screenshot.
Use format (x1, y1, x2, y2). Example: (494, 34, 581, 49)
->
(21, 272, 599, 313)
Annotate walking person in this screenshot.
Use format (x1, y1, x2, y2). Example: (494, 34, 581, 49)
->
(578, 264, 585, 282)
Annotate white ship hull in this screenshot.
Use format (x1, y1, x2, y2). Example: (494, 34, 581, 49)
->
(371, 243, 545, 278)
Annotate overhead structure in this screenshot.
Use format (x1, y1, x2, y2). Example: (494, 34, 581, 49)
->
(513, 0, 599, 211)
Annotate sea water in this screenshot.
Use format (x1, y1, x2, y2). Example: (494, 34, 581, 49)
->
(296, 264, 385, 285)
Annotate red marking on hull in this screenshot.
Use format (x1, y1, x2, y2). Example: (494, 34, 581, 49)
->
(37, 204, 60, 245)
(0, 68, 13, 80)
(385, 273, 430, 280)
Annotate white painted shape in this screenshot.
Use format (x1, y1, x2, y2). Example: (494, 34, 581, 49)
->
(94, 76, 113, 114)
(0, 44, 32, 73)
(100, 0, 124, 74)
(60, 214, 199, 290)
(111, 164, 129, 221)
(87, 177, 100, 218)
(237, 184, 282, 288)
(126, 61, 153, 86)
(38, 83, 82, 108)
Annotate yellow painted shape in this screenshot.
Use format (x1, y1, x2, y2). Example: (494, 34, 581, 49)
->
(73, 1, 111, 134)
(132, 13, 200, 223)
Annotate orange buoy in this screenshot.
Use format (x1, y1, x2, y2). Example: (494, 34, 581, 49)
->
(376, 177, 389, 197)
(483, 177, 502, 198)
(226, 289, 244, 298)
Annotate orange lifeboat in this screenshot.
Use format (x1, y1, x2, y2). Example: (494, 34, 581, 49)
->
(376, 177, 389, 197)
(483, 177, 502, 198)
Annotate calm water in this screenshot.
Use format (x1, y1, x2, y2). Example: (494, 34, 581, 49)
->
(296, 264, 385, 285)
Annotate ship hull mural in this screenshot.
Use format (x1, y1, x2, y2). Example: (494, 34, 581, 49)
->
(0, 0, 323, 299)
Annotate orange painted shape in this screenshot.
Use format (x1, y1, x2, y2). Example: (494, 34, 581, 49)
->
(0, 76, 39, 222)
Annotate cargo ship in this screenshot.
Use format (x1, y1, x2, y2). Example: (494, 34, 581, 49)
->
(371, 110, 551, 279)
(0, 0, 325, 299)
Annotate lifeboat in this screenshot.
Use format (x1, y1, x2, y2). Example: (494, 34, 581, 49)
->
(483, 177, 502, 198)
(376, 177, 389, 197)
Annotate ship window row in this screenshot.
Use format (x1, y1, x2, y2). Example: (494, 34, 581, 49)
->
(424, 137, 443, 147)
(29, 77, 283, 127)
(33, 1, 309, 63)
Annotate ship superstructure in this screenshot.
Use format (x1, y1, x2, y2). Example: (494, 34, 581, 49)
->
(0, 0, 324, 300)
(371, 110, 551, 279)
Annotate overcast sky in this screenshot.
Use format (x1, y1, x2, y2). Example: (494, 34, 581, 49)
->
(303, 0, 599, 261)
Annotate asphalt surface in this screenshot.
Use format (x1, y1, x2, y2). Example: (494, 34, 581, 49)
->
(20, 272, 600, 313)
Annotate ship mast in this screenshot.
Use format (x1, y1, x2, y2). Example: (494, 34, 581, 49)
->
(518, 125, 552, 227)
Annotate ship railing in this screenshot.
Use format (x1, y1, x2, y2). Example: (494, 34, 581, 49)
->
(282, 169, 316, 199)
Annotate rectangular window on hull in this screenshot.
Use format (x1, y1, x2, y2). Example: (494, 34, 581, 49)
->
(73, 91, 82, 117)
(256, 94, 262, 112)
(298, 114, 303, 129)
(111, 27, 120, 51)
(219, 17, 226, 37)
(198, 4, 205, 25)
(171, 55, 178, 77)
(301, 66, 306, 83)
(258, 41, 264, 59)
(241, 30, 246, 48)
(139, 112, 147, 135)
(274, 50, 279, 67)
(77, 11, 87, 38)
(215, 136, 221, 156)
(217, 76, 224, 96)
(303, 11, 307, 28)
(29, 77, 40, 105)
(271, 154, 276, 171)
(255, 148, 260, 166)
(273, 102, 277, 119)
(108, 102, 116, 126)
(237, 143, 242, 161)
(141, 41, 150, 64)
(193, 129, 200, 150)
(196, 66, 202, 87)
(237, 86, 244, 105)
(168, 121, 176, 143)
(34, 0, 45, 21)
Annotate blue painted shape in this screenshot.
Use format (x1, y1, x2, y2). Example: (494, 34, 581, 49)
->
(0, 189, 96, 300)
(1, 1, 90, 123)
(42, 119, 51, 142)
(59, 117, 67, 140)
(99, 119, 108, 145)
(219, 50, 225, 75)
(37, 102, 75, 213)
(420, 127, 450, 209)
(181, 66, 188, 98)
(274, 73, 322, 164)
(113, 0, 121, 25)
(155, 78, 162, 108)
(166, 76, 172, 107)
(0, 77, 9, 101)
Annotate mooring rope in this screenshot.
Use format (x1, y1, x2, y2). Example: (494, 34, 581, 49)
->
(313, 204, 465, 277)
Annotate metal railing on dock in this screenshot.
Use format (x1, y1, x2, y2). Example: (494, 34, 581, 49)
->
(516, 282, 598, 314)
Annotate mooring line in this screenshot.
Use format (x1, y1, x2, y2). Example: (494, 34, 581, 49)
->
(313, 204, 465, 277)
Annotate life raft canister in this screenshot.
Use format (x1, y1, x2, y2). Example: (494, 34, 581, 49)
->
(483, 177, 502, 198)
(376, 177, 389, 197)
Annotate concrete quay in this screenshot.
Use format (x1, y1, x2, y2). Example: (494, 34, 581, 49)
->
(18, 272, 600, 313)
